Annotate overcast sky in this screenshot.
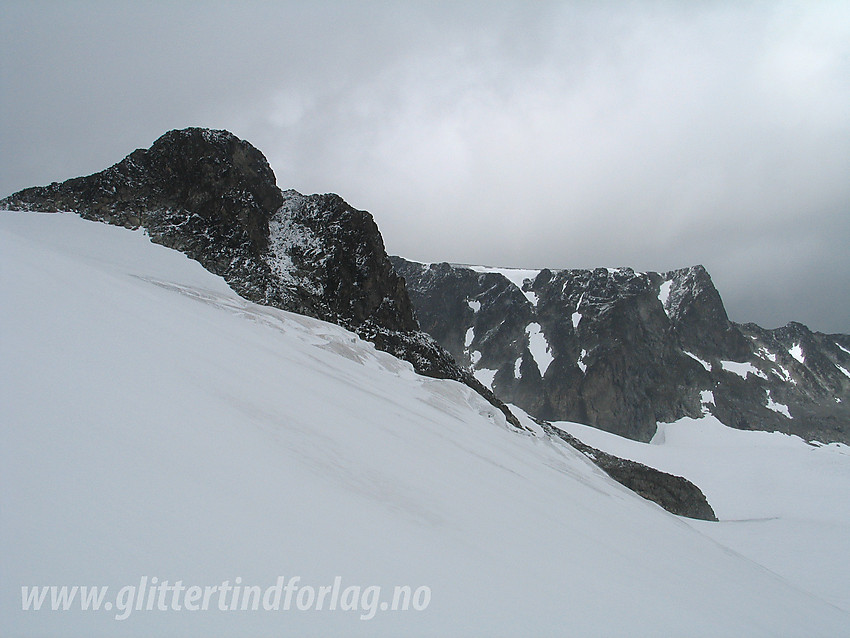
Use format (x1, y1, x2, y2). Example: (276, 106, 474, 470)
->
(2, 1, 848, 333)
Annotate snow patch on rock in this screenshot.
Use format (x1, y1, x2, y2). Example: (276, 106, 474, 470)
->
(267, 194, 327, 295)
(526, 322, 554, 375)
(765, 390, 793, 419)
(789, 343, 805, 365)
(772, 363, 796, 385)
(473, 367, 497, 390)
(721, 360, 767, 380)
(700, 390, 715, 415)
(757, 346, 777, 363)
(684, 351, 711, 371)
(577, 349, 588, 374)
(658, 280, 673, 317)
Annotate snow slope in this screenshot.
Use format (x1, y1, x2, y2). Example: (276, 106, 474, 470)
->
(2, 211, 850, 637)
(557, 416, 850, 613)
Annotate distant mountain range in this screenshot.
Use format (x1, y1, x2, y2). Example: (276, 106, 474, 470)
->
(393, 259, 850, 443)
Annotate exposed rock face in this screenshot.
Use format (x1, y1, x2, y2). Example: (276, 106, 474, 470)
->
(392, 258, 850, 443)
(4, 128, 285, 306)
(266, 189, 417, 332)
(0, 128, 522, 429)
(544, 424, 717, 521)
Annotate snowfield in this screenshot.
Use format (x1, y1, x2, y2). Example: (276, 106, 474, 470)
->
(557, 416, 850, 613)
(2, 211, 850, 637)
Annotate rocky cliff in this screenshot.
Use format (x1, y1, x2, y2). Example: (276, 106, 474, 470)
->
(0, 128, 521, 429)
(392, 258, 850, 443)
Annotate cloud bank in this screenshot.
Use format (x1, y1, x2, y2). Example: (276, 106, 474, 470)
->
(2, 1, 848, 331)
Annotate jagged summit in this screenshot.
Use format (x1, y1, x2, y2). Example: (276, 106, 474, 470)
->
(659, 264, 750, 358)
(0, 128, 522, 429)
(393, 257, 850, 443)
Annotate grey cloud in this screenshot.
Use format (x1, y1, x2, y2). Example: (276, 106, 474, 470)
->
(2, 1, 848, 332)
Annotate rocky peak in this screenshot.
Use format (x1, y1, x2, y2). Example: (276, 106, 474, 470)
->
(661, 265, 750, 359)
(268, 189, 417, 333)
(5, 127, 282, 249)
(1, 128, 526, 429)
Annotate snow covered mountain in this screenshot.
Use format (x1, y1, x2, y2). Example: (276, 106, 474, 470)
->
(0, 128, 519, 429)
(3, 209, 850, 637)
(392, 258, 850, 443)
(3, 128, 850, 635)
(0, 127, 718, 518)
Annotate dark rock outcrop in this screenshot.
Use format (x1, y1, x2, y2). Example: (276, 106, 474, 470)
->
(0, 128, 523, 430)
(4, 128, 286, 307)
(393, 258, 850, 443)
(544, 424, 717, 521)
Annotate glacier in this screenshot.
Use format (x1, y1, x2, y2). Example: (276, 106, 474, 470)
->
(2, 210, 850, 637)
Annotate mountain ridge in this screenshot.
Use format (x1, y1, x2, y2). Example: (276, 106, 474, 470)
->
(0, 127, 522, 430)
(3, 126, 845, 445)
(392, 257, 850, 443)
